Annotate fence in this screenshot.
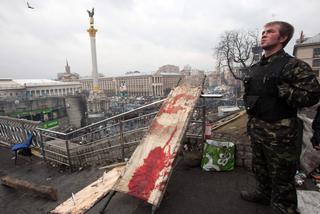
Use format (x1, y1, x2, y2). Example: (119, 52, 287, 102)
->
(36, 99, 165, 168)
(1, 95, 222, 169)
(0, 116, 41, 147)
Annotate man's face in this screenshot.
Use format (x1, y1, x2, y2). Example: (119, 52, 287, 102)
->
(260, 24, 286, 50)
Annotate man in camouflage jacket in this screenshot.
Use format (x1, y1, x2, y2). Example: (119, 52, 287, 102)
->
(241, 21, 320, 214)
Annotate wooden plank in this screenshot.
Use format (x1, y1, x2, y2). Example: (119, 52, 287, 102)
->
(211, 110, 246, 130)
(99, 161, 127, 170)
(1, 176, 58, 201)
(112, 78, 203, 207)
(50, 166, 124, 214)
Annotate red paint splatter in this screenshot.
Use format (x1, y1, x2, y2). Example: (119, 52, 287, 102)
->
(128, 147, 167, 201)
(128, 90, 197, 200)
(128, 126, 178, 201)
(170, 94, 194, 106)
(149, 120, 164, 132)
(163, 126, 177, 148)
(149, 120, 172, 138)
(158, 93, 194, 116)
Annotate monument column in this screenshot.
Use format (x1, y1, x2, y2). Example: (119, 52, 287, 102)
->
(87, 8, 99, 93)
(85, 8, 109, 123)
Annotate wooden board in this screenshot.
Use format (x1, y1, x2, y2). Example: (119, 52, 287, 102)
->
(112, 79, 203, 206)
(1, 176, 58, 201)
(211, 110, 246, 130)
(50, 166, 124, 214)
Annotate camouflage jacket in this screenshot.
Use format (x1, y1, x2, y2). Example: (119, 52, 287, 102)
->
(247, 50, 320, 139)
(274, 49, 320, 108)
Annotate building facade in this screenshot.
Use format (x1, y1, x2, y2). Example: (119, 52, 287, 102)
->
(79, 72, 183, 97)
(0, 79, 83, 129)
(0, 79, 81, 100)
(293, 33, 320, 77)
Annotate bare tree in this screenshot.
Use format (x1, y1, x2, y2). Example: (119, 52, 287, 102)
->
(215, 30, 259, 80)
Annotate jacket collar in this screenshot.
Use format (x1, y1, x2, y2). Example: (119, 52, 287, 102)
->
(260, 49, 286, 65)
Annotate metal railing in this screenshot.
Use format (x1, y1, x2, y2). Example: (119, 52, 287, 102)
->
(0, 94, 223, 169)
(36, 99, 165, 168)
(0, 116, 41, 147)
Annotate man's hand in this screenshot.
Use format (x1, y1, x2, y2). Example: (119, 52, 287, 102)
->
(277, 82, 291, 99)
(311, 136, 320, 150)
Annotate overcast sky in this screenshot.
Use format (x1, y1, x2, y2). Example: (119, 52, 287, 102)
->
(0, 0, 319, 79)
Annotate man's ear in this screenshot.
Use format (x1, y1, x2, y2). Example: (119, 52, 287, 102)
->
(279, 35, 288, 45)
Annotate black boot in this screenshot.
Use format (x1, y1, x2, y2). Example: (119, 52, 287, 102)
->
(240, 190, 270, 205)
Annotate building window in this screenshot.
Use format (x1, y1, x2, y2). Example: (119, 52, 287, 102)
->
(314, 48, 320, 58)
(313, 70, 320, 77)
(313, 59, 320, 67)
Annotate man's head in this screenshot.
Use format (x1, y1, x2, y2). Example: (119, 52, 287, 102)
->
(260, 21, 294, 53)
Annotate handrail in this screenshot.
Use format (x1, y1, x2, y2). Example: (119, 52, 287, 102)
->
(36, 127, 68, 136)
(68, 98, 166, 135)
(36, 98, 165, 140)
(1, 93, 226, 168)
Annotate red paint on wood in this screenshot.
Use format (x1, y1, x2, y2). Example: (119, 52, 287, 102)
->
(128, 147, 167, 201)
(128, 126, 178, 201)
(158, 94, 194, 115)
(149, 120, 165, 132)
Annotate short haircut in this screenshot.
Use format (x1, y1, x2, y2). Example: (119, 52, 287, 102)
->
(264, 21, 295, 48)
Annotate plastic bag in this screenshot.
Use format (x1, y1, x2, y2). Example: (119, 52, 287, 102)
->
(201, 139, 235, 171)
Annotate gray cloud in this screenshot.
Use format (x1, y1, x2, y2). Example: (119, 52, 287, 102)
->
(0, 0, 319, 79)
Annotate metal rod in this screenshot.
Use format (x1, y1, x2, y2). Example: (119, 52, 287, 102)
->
(201, 96, 206, 154)
(39, 132, 46, 161)
(200, 94, 223, 98)
(119, 121, 125, 161)
(65, 140, 72, 170)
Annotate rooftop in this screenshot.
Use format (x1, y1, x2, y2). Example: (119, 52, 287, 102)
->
(0, 79, 81, 89)
(295, 33, 320, 47)
(0, 141, 274, 214)
(0, 79, 24, 90)
(0, 113, 318, 214)
(13, 79, 80, 87)
(302, 33, 320, 45)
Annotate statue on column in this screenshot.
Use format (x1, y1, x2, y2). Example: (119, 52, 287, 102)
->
(87, 8, 94, 25)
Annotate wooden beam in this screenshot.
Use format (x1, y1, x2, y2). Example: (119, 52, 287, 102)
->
(50, 166, 124, 214)
(99, 161, 127, 170)
(211, 110, 246, 130)
(1, 176, 58, 201)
